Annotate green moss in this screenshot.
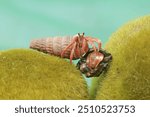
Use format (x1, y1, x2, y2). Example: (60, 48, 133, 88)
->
(94, 15, 150, 100)
(0, 49, 88, 99)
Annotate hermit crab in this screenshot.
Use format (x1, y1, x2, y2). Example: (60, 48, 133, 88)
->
(30, 33, 101, 63)
(76, 48, 112, 77)
(30, 33, 112, 77)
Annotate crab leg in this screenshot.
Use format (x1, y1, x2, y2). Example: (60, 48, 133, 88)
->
(87, 41, 97, 52)
(85, 37, 101, 51)
(81, 37, 88, 53)
(69, 42, 77, 63)
(92, 38, 102, 50)
(61, 41, 74, 58)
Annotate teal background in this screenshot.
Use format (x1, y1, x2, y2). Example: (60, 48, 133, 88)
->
(0, 0, 150, 85)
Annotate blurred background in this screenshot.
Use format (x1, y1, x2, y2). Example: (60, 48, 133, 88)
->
(0, 0, 149, 85)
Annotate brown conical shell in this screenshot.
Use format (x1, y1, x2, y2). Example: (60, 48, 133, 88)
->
(30, 38, 48, 53)
(30, 36, 73, 58)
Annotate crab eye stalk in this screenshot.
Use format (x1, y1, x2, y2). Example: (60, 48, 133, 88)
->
(82, 32, 85, 36)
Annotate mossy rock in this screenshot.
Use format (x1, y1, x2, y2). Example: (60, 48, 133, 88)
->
(0, 49, 88, 99)
(92, 15, 150, 100)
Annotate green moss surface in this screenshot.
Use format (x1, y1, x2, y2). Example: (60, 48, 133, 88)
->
(92, 15, 150, 99)
(0, 49, 88, 99)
